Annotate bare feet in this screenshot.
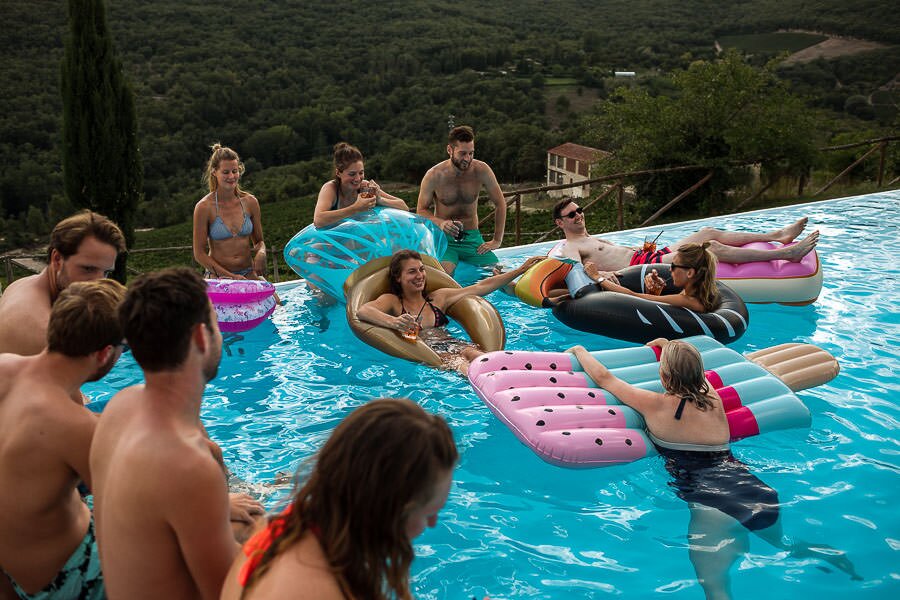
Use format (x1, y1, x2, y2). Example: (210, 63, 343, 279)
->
(784, 230, 819, 262)
(773, 217, 808, 244)
(791, 543, 863, 581)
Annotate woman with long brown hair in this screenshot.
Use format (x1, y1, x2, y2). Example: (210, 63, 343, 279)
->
(312, 142, 409, 228)
(585, 242, 720, 313)
(219, 398, 458, 600)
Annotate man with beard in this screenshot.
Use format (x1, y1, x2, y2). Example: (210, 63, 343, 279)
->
(417, 125, 506, 275)
(90, 268, 262, 600)
(0, 210, 125, 356)
(0, 279, 126, 600)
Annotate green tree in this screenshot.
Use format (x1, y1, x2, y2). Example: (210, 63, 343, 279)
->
(60, 0, 142, 281)
(584, 51, 816, 217)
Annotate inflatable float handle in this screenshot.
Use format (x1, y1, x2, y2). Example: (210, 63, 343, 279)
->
(565, 263, 599, 299)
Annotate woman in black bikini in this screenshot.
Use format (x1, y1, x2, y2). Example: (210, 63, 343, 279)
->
(567, 339, 861, 598)
(312, 142, 409, 228)
(357, 250, 543, 372)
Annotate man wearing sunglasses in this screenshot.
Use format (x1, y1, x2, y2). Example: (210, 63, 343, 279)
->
(552, 199, 818, 274)
(0, 210, 125, 357)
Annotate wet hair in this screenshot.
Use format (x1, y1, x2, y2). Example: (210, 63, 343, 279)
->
(552, 198, 578, 220)
(243, 398, 458, 600)
(659, 341, 718, 412)
(332, 142, 364, 180)
(46, 279, 126, 357)
(675, 242, 720, 312)
(47, 210, 126, 262)
(119, 267, 213, 372)
(204, 143, 248, 196)
(388, 249, 427, 299)
(448, 125, 474, 146)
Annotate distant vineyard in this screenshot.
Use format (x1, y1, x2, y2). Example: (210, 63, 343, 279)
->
(718, 32, 827, 53)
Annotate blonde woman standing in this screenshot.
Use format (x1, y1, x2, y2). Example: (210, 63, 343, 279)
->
(192, 144, 268, 279)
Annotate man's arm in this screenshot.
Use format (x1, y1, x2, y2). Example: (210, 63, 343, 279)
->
(54, 402, 99, 491)
(169, 455, 240, 600)
(477, 163, 506, 253)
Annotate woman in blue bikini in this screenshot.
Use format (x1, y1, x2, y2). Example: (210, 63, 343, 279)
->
(567, 339, 861, 598)
(192, 143, 268, 279)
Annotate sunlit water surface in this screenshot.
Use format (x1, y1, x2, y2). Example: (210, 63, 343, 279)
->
(86, 191, 899, 599)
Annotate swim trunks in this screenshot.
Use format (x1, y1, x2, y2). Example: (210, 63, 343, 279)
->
(2, 519, 104, 600)
(441, 230, 498, 267)
(651, 436, 780, 532)
(629, 246, 672, 266)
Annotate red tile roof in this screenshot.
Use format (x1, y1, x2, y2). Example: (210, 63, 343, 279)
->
(547, 142, 609, 162)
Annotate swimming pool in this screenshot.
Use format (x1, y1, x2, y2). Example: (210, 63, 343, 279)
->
(87, 191, 899, 598)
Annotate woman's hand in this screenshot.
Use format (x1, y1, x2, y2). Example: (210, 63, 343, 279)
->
(252, 250, 267, 276)
(351, 194, 378, 212)
(584, 262, 620, 287)
(393, 312, 419, 331)
(644, 269, 665, 295)
(364, 179, 382, 200)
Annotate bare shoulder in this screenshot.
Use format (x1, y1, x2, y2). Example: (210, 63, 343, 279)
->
(369, 292, 402, 313)
(473, 159, 496, 177)
(0, 276, 50, 355)
(194, 193, 214, 212)
(426, 160, 453, 180)
(0, 273, 45, 305)
(245, 536, 346, 600)
(242, 193, 261, 208)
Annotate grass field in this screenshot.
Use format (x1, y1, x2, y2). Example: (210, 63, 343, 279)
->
(544, 77, 580, 86)
(718, 32, 827, 54)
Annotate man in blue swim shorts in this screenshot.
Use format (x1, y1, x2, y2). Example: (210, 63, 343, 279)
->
(417, 125, 506, 275)
(0, 279, 126, 600)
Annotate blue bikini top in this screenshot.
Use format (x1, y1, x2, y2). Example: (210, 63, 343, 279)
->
(209, 191, 253, 241)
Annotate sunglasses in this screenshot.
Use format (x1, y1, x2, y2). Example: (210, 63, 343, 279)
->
(670, 263, 692, 271)
(560, 207, 584, 219)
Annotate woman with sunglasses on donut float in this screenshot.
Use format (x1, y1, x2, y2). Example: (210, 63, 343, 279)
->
(584, 242, 719, 313)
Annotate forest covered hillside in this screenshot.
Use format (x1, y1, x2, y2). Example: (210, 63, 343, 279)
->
(2, 0, 897, 241)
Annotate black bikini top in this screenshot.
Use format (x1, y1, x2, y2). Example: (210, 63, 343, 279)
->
(401, 297, 449, 328)
(674, 396, 689, 420)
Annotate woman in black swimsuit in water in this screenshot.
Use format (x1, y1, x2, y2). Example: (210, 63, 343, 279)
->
(357, 250, 543, 372)
(567, 339, 861, 598)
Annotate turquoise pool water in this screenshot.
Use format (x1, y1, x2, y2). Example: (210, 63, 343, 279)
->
(87, 191, 899, 598)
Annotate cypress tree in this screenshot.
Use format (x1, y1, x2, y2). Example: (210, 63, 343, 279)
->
(60, 0, 142, 282)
